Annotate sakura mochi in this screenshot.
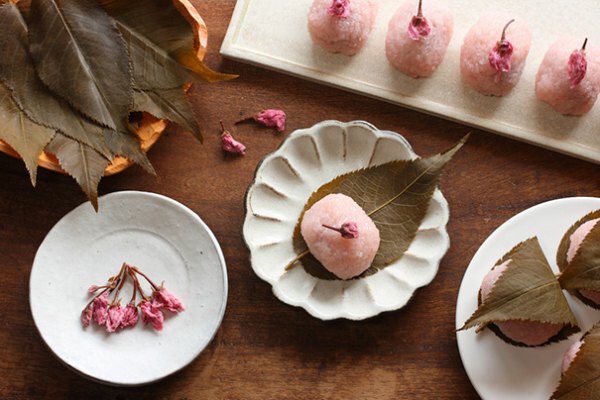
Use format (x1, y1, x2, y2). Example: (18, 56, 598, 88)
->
(385, 0, 454, 78)
(536, 38, 600, 116)
(561, 340, 583, 375)
(567, 218, 600, 305)
(300, 193, 380, 280)
(308, 0, 377, 56)
(460, 15, 531, 96)
(480, 260, 562, 346)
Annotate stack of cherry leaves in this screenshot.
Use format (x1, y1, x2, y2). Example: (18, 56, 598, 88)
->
(0, 0, 234, 209)
(460, 211, 600, 398)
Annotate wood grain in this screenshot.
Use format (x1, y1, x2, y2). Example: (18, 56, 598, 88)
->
(0, 2, 598, 399)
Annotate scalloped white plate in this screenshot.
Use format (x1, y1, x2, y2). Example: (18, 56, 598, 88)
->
(30, 191, 228, 386)
(243, 121, 450, 320)
(456, 197, 600, 400)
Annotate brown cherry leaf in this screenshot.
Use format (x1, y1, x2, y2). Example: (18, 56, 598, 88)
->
(45, 133, 110, 211)
(103, 129, 155, 175)
(459, 237, 578, 339)
(558, 211, 600, 305)
(0, 82, 55, 185)
(0, 2, 111, 158)
(28, 0, 132, 133)
(553, 323, 600, 399)
(132, 88, 201, 141)
(291, 135, 468, 280)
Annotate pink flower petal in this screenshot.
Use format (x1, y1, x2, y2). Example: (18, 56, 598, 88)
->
(327, 0, 350, 19)
(105, 305, 125, 333)
(255, 109, 286, 132)
(407, 16, 431, 41)
(568, 48, 588, 88)
(120, 303, 139, 329)
(91, 291, 109, 326)
(154, 288, 185, 313)
(221, 132, 246, 155)
(140, 300, 165, 331)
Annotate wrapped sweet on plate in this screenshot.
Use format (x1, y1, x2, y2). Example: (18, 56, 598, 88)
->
(459, 237, 579, 347)
(557, 210, 600, 308)
(460, 15, 531, 96)
(385, 0, 454, 78)
(308, 0, 377, 56)
(553, 323, 600, 399)
(536, 38, 600, 116)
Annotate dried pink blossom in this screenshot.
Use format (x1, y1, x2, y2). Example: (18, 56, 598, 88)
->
(140, 299, 165, 331)
(154, 288, 185, 313)
(568, 38, 588, 88)
(120, 303, 139, 329)
(327, 0, 350, 19)
(88, 285, 100, 294)
(322, 221, 359, 239)
(91, 291, 109, 326)
(255, 109, 286, 132)
(106, 305, 124, 333)
(220, 121, 246, 156)
(488, 19, 515, 81)
(81, 304, 93, 328)
(407, 0, 431, 41)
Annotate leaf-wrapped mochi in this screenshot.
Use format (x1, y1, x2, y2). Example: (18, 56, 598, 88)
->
(557, 210, 600, 309)
(553, 323, 600, 399)
(460, 237, 579, 347)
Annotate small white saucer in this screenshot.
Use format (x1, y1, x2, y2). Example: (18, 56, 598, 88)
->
(456, 197, 600, 400)
(29, 191, 228, 386)
(243, 121, 450, 320)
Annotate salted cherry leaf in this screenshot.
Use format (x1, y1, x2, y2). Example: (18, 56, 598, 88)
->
(459, 237, 578, 337)
(553, 323, 600, 399)
(0, 2, 111, 158)
(103, 129, 155, 175)
(558, 210, 600, 306)
(45, 133, 110, 211)
(132, 88, 201, 141)
(28, 0, 132, 132)
(0, 82, 55, 186)
(291, 135, 468, 280)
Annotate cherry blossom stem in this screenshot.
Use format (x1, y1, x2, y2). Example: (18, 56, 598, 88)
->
(131, 267, 160, 291)
(111, 264, 129, 305)
(83, 287, 110, 310)
(130, 269, 150, 301)
(417, 0, 423, 17)
(128, 267, 139, 303)
(284, 249, 310, 271)
(501, 19, 515, 41)
(582, 38, 588, 51)
(234, 116, 255, 125)
(322, 224, 343, 234)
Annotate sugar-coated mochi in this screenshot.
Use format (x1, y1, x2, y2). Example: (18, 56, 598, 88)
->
(567, 218, 600, 304)
(561, 340, 583, 375)
(480, 260, 563, 346)
(300, 194, 380, 280)
(308, 0, 377, 56)
(536, 38, 600, 116)
(460, 14, 531, 96)
(385, 0, 453, 78)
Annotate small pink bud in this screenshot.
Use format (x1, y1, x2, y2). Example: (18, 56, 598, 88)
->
(91, 291, 109, 326)
(407, 0, 430, 41)
(488, 20, 515, 81)
(220, 121, 246, 156)
(120, 303, 139, 329)
(154, 288, 185, 313)
(327, 0, 350, 19)
(322, 221, 359, 239)
(140, 299, 165, 331)
(88, 285, 100, 294)
(105, 304, 124, 333)
(255, 109, 286, 132)
(81, 304, 93, 328)
(568, 38, 588, 88)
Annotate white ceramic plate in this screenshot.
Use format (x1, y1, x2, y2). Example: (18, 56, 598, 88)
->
(456, 197, 600, 400)
(221, 0, 600, 164)
(243, 120, 450, 320)
(29, 191, 228, 386)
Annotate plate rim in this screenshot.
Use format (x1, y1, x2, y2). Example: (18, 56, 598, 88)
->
(28, 190, 229, 386)
(455, 196, 600, 399)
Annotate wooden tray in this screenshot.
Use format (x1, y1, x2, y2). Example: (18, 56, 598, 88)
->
(221, 0, 600, 164)
(0, 0, 208, 176)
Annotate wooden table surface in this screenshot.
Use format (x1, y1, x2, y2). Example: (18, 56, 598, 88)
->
(1, 2, 598, 399)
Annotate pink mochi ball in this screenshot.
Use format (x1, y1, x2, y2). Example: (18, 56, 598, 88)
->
(385, 0, 454, 78)
(460, 14, 531, 96)
(536, 38, 600, 116)
(300, 194, 380, 280)
(308, 0, 377, 56)
(567, 218, 600, 305)
(561, 340, 583, 375)
(480, 260, 562, 346)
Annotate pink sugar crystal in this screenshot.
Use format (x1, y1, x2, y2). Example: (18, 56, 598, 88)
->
(461, 14, 531, 96)
(480, 260, 562, 346)
(300, 194, 380, 280)
(536, 38, 600, 115)
(308, 0, 377, 56)
(386, 0, 453, 78)
(562, 340, 583, 375)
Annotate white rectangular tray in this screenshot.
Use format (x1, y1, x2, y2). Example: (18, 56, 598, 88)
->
(221, 0, 600, 164)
